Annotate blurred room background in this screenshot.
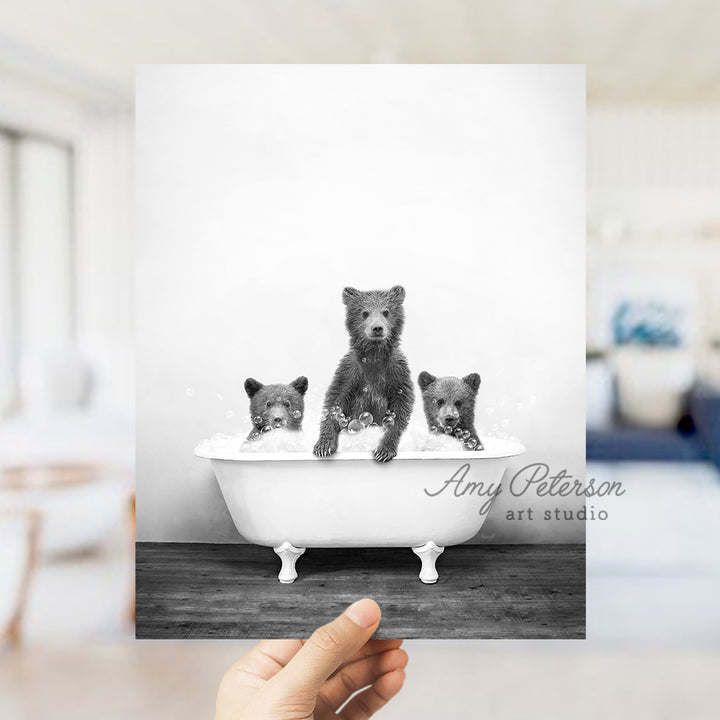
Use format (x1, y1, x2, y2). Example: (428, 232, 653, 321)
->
(1, 1, 719, 718)
(586, 105, 720, 643)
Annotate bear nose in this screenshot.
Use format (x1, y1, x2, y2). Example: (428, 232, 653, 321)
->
(273, 416, 284, 423)
(444, 415, 457, 425)
(372, 326, 384, 335)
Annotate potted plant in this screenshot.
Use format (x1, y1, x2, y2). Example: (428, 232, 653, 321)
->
(611, 300, 695, 428)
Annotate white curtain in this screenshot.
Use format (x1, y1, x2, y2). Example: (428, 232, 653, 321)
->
(0, 133, 74, 415)
(16, 138, 74, 354)
(0, 133, 15, 414)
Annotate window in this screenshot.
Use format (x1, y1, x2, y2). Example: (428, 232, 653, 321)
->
(0, 127, 75, 415)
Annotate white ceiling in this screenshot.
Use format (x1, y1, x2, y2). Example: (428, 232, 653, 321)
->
(0, 0, 719, 105)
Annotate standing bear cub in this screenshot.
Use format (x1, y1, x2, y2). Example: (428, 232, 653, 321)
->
(418, 371, 484, 450)
(244, 376, 308, 441)
(314, 285, 414, 462)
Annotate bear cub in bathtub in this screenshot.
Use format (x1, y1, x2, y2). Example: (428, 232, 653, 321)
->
(418, 371, 484, 450)
(244, 376, 308, 441)
(314, 285, 414, 462)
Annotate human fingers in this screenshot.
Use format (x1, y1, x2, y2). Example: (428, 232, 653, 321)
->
(267, 598, 381, 700)
(317, 648, 408, 715)
(339, 668, 407, 720)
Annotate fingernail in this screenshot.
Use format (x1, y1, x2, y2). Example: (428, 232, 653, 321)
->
(345, 598, 380, 628)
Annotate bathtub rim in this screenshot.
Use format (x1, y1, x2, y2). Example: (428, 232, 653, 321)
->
(194, 440, 526, 462)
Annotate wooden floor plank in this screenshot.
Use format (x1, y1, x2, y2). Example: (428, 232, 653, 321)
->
(136, 543, 585, 639)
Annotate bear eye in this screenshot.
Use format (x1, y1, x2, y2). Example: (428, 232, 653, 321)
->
(382, 310, 389, 317)
(362, 311, 369, 319)
(437, 399, 444, 407)
(283, 401, 290, 408)
(266, 401, 272, 408)
(454, 401, 462, 408)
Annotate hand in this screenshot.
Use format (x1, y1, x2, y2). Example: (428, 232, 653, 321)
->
(216, 598, 407, 720)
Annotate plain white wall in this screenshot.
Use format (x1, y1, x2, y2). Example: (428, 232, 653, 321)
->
(74, 110, 135, 418)
(136, 65, 586, 543)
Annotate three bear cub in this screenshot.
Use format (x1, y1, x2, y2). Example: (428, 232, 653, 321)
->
(245, 285, 484, 461)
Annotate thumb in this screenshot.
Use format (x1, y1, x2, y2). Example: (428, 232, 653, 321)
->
(269, 598, 381, 699)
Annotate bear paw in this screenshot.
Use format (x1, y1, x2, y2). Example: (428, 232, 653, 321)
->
(313, 435, 338, 458)
(373, 443, 397, 463)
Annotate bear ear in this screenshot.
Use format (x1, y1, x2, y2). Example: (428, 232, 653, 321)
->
(244, 378, 263, 398)
(388, 285, 406, 304)
(290, 376, 308, 396)
(462, 373, 481, 392)
(418, 371, 437, 390)
(342, 287, 361, 305)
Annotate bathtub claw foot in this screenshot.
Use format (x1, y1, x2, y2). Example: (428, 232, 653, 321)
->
(412, 541, 444, 584)
(274, 542, 305, 583)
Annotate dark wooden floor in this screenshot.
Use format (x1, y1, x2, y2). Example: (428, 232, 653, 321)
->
(136, 543, 585, 640)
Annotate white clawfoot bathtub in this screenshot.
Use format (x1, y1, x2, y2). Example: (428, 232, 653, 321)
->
(195, 441, 525, 584)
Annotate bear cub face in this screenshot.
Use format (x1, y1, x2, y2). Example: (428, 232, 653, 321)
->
(418, 371, 481, 432)
(342, 285, 406, 348)
(245, 376, 308, 432)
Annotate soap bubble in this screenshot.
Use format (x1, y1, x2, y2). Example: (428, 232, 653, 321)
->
(362, 386, 369, 393)
(253, 415, 262, 425)
(429, 425, 439, 434)
(382, 416, 395, 428)
(397, 388, 404, 395)
(454, 428, 464, 438)
(185, 388, 195, 398)
(465, 437, 478, 450)
(462, 430, 470, 440)
(361, 357, 367, 363)
(292, 409, 302, 419)
(320, 409, 329, 419)
(225, 410, 234, 419)
(336, 413, 348, 428)
(485, 407, 494, 415)
(261, 425, 271, 433)
(359, 412, 373, 427)
(444, 425, 454, 435)
(275, 396, 282, 403)
(348, 419, 364, 434)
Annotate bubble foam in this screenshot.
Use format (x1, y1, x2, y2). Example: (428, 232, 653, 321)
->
(195, 423, 523, 456)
